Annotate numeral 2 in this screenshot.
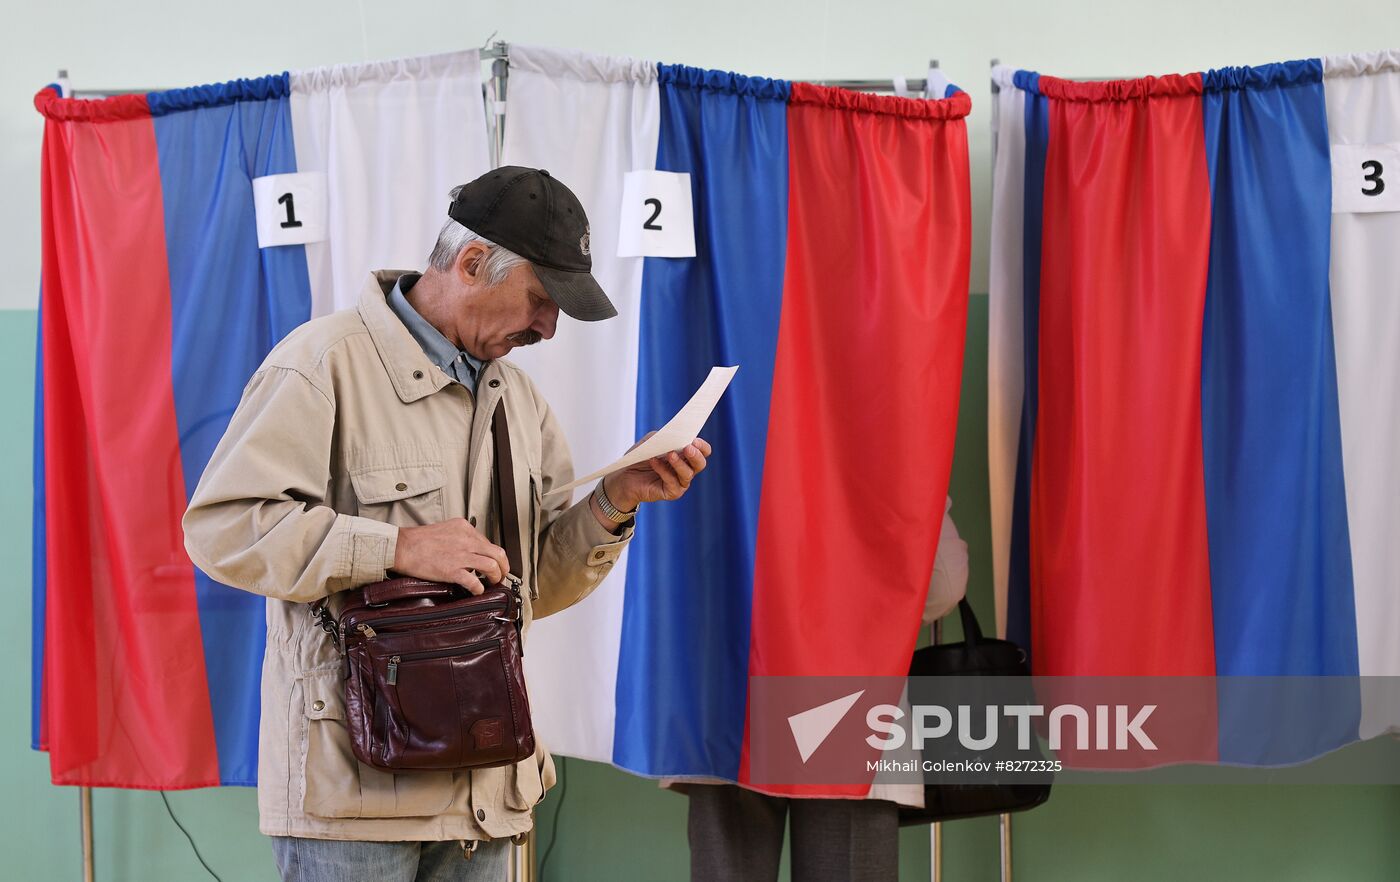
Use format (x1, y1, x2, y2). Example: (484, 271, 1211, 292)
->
(643, 197, 663, 230)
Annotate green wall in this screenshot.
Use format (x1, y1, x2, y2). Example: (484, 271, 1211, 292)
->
(4, 301, 1397, 880)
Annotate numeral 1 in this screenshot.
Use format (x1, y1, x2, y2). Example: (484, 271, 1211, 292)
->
(278, 192, 304, 228)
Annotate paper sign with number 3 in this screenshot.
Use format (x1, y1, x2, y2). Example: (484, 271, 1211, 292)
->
(1331, 143, 1400, 214)
(617, 170, 696, 258)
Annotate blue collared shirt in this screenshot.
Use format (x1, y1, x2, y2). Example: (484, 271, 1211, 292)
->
(386, 273, 484, 394)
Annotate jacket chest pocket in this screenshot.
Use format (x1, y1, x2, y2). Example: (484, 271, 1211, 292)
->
(350, 462, 446, 526)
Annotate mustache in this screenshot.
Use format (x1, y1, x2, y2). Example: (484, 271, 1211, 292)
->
(506, 330, 543, 347)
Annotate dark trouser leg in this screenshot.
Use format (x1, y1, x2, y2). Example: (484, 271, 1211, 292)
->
(788, 798, 899, 882)
(687, 784, 788, 882)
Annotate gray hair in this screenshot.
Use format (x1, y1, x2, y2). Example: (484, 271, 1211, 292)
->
(427, 185, 529, 284)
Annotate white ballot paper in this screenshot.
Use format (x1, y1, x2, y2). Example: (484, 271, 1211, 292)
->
(545, 365, 738, 501)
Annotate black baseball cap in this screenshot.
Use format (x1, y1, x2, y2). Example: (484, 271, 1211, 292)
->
(448, 167, 616, 322)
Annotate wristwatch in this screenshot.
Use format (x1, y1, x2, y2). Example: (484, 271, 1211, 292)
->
(594, 481, 637, 525)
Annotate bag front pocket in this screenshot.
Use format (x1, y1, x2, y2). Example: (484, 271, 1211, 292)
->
(373, 636, 526, 771)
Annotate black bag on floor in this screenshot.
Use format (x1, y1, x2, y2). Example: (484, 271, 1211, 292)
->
(897, 600, 1053, 826)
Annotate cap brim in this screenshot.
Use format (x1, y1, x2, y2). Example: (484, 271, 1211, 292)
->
(532, 264, 617, 322)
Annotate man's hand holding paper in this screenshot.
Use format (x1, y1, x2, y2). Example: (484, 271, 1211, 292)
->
(563, 366, 736, 530)
(602, 435, 714, 510)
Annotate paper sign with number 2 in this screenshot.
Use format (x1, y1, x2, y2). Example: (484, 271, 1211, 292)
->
(617, 170, 696, 258)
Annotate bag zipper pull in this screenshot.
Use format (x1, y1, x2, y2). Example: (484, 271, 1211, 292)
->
(356, 623, 377, 639)
(387, 656, 400, 685)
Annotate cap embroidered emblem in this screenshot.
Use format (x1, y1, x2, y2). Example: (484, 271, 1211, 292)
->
(580, 226, 591, 257)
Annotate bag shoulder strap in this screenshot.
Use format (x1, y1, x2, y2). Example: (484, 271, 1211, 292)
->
(492, 400, 523, 578)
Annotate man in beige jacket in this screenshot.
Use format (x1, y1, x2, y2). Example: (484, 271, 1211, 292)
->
(183, 167, 711, 881)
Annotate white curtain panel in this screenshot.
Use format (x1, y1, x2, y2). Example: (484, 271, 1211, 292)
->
(987, 66, 1026, 640)
(290, 50, 492, 316)
(1322, 51, 1400, 737)
(502, 44, 660, 762)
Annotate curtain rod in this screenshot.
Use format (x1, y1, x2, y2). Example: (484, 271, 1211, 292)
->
(61, 50, 949, 99)
(989, 58, 1128, 95)
(810, 78, 932, 93)
(487, 41, 945, 94)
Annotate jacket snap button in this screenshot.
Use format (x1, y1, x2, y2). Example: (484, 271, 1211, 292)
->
(312, 700, 325, 712)
(469, 516, 477, 527)
(412, 370, 424, 380)
(489, 379, 501, 388)
(476, 808, 486, 821)
(395, 482, 408, 491)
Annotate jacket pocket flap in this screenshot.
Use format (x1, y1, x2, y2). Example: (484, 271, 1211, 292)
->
(350, 463, 445, 505)
(303, 668, 346, 721)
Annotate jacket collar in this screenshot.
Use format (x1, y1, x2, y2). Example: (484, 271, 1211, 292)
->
(358, 271, 513, 508)
(385, 272, 486, 386)
(360, 269, 474, 404)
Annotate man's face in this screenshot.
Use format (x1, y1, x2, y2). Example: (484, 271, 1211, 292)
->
(453, 247, 560, 361)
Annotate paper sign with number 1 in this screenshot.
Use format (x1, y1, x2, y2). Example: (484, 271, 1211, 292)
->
(252, 172, 329, 248)
(617, 170, 696, 258)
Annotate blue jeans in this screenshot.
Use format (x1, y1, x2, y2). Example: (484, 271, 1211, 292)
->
(270, 836, 510, 882)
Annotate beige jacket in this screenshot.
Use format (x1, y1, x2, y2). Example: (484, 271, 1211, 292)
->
(182, 270, 633, 841)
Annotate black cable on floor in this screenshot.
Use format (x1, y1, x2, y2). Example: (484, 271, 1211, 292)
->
(160, 791, 223, 881)
(538, 755, 567, 880)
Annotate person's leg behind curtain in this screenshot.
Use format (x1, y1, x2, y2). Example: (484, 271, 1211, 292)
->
(687, 783, 788, 882)
(788, 797, 898, 882)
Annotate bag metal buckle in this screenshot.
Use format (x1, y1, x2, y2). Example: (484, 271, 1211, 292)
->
(309, 601, 340, 647)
